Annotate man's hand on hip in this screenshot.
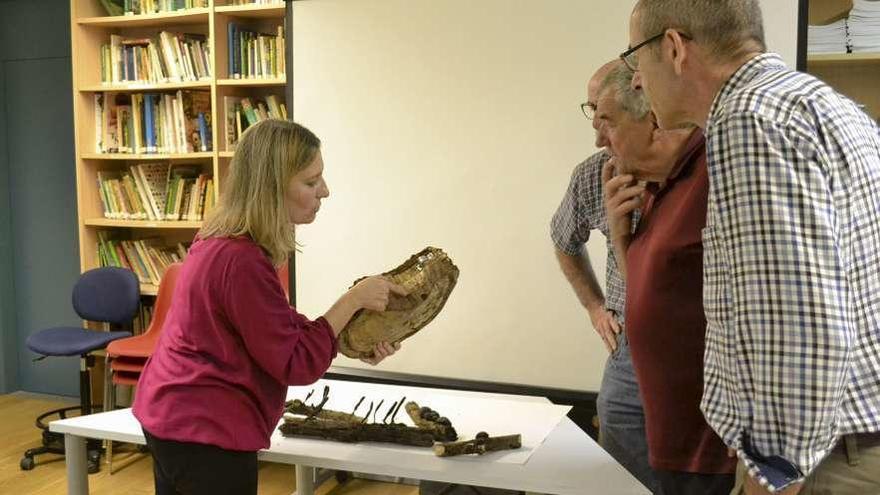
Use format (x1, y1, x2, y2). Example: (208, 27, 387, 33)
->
(588, 305, 621, 353)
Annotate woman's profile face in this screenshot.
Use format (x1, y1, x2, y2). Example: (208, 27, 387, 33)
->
(285, 150, 329, 225)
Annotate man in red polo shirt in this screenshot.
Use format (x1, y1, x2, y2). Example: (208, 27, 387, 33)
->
(599, 64, 736, 494)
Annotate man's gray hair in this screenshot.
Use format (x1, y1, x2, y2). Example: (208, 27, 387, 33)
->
(635, 0, 766, 62)
(599, 64, 651, 120)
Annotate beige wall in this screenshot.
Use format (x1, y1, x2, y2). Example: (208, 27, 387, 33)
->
(292, 0, 799, 391)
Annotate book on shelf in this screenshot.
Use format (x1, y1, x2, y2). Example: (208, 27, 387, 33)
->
(163, 164, 214, 220)
(96, 163, 214, 220)
(133, 301, 154, 335)
(121, 0, 209, 16)
(229, 0, 284, 5)
(223, 94, 286, 149)
(227, 23, 285, 79)
(97, 232, 189, 285)
(101, 31, 212, 85)
(94, 90, 212, 154)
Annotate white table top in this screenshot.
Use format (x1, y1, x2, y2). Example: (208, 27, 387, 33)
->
(50, 380, 649, 495)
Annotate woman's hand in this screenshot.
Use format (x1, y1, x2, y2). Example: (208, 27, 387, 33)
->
(360, 341, 401, 365)
(324, 277, 408, 338)
(349, 276, 408, 311)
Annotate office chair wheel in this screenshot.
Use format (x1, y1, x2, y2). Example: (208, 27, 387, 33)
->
(87, 449, 101, 474)
(20, 456, 35, 471)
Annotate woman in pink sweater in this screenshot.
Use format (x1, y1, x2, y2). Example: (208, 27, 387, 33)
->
(133, 119, 405, 495)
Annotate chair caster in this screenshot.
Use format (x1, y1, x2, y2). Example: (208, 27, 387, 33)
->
(87, 450, 101, 474)
(335, 470, 351, 483)
(20, 456, 35, 471)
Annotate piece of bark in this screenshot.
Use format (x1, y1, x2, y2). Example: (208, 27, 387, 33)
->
(433, 434, 522, 457)
(405, 401, 457, 442)
(283, 399, 363, 424)
(279, 417, 435, 446)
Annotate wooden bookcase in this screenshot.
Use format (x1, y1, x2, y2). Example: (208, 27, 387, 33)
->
(804, 0, 880, 120)
(69, 0, 288, 295)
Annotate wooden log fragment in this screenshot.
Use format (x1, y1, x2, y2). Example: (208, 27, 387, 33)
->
(404, 401, 457, 442)
(278, 417, 435, 447)
(433, 433, 522, 457)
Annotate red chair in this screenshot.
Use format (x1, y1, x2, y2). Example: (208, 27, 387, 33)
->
(103, 262, 181, 472)
(278, 261, 290, 300)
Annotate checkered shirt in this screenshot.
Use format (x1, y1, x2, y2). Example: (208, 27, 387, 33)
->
(551, 150, 628, 321)
(701, 53, 880, 492)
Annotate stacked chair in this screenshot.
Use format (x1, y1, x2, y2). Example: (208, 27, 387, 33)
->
(103, 262, 181, 473)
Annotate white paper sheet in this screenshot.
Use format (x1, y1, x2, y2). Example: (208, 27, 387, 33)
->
(278, 379, 572, 465)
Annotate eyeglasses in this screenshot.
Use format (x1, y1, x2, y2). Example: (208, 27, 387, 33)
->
(619, 30, 691, 71)
(580, 102, 596, 120)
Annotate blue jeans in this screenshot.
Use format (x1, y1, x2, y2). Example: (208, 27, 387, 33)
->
(596, 331, 657, 493)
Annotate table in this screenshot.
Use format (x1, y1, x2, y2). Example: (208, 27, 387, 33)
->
(50, 380, 649, 495)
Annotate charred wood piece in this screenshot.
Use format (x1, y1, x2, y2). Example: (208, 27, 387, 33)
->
(433, 433, 522, 457)
(405, 401, 457, 442)
(279, 417, 435, 447)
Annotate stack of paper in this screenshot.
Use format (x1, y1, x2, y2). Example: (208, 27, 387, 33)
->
(849, 0, 880, 52)
(808, 18, 849, 54)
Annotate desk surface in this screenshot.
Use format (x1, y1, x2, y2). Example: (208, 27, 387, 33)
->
(51, 380, 649, 495)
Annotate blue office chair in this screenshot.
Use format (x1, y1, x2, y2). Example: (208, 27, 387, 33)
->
(20, 266, 139, 473)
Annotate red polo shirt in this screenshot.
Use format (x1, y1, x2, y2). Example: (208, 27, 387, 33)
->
(625, 130, 735, 474)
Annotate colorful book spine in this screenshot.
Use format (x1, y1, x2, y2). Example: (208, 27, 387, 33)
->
(144, 93, 156, 153)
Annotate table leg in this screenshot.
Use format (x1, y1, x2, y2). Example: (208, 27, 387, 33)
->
(64, 434, 89, 495)
(294, 465, 315, 495)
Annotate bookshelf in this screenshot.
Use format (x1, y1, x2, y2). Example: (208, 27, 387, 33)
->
(70, 0, 287, 402)
(70, 0, 289, 296)
(803, 0, 880, 120)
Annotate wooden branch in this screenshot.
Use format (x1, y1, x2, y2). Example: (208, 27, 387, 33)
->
(405, 401, 458, 442)
(283, 399, 363, 424)
(278, 417, 435, 446)
(433, 433, 522, 457)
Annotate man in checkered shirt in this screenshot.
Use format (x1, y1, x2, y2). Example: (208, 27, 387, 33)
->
(625, 0, 880, 493)
(550, 61, 656, 492)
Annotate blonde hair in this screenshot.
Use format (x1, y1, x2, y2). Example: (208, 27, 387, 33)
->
(199, 119, 321, 266)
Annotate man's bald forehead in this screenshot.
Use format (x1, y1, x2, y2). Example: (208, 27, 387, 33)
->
(588, 60, 624, 102)
(591, 60, 623, 85)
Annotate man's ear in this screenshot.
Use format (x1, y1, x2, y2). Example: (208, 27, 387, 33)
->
(666, 29, 688, 76)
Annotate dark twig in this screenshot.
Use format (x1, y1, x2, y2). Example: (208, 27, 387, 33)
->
(351, 396, 365, 416)
(373, 399, 384, 424)
(306, 386, 331, 420)
(382, 401, 398, 424)
(361, 401, 374, 424)
(391, 396, 406, 423)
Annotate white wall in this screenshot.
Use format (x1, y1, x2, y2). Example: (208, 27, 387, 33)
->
(292, 0, 799, 391)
